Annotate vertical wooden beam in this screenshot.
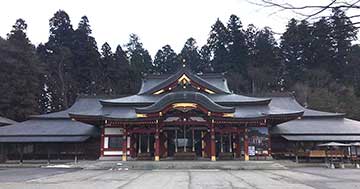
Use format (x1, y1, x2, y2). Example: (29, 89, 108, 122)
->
(201, 131, 205, 158)
(220, 133, 224, 153)
(192, 129, 195, 152)
(210, 120, 216, 161)
(147, 133, 150, 153)
(183, 125, 186, 152)
(0, 143, 4, 163)
(175, 129, 178, 153)
(236, 130, 241, 159)
(295, 142, 299, 163)
(244, 128, 249, 161)
(122, 127, 127, 161)
(138, 134, 142, 154)
(20, 144, 24, 164)
(155, 121, 160, 161)
(164, 132, 168, 157)
(268, 127, 272, 157)
(100, 126, 105, 157)
(47, 145, 50, 165)
(229, 133, 232, 153)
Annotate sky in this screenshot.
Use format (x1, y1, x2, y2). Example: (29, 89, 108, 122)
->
(0, 0, 359, 57)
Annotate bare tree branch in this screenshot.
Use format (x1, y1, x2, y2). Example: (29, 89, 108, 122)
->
(248, 0, 360, 27)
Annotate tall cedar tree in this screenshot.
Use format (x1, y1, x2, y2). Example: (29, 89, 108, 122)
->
(178, 38, 201, 72)
(329, 8, 358, 81)
(227, 15, 248, 75)
(207, 19, 229, 72)
(72, 16, 101, 95)
(248, 27, 280, 93)
(0, 19, 43, 121)
(280, 19, 312, 88)
(126, 34, 153, 74)
(153, 45, 179, 74)
(39, 10, 75, 111)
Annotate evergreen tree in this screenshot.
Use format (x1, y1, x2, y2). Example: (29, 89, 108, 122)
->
(72, 16, 101, 95)
(329, 8, 358, 81)
(248, 27, 280, 93)
(39, 10, 76, 111)
(178, 38, 201, 72)
(153, 45, 179, 74)
(99, 42, 115, 94)
(199, 45, 212, 73)
(0, 19, 43, 120)
(114, 45, 139, 94)
(227, 15, 248, 74)
(308, 17, 333, 70)
(280, 19, 312, 87)
(207, 19, 229, 72)
(126, 34, 153, 74)
(47, 10, 74, 49)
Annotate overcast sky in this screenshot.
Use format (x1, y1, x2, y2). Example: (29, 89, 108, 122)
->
(0, 0, 359, 57)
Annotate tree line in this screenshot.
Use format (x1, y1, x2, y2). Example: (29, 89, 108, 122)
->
(0, 9, 359, 121)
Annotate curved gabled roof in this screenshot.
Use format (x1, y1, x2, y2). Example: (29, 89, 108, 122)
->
(138, 68, 230, 95)
(136, 91, 235, 114)
(101, 93, 271, 106)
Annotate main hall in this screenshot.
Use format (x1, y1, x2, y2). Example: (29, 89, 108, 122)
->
(1, 65, 360, 162)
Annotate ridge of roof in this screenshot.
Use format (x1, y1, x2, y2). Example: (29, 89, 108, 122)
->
(136, 91, 235, 114)
(138, 67, 230, 95)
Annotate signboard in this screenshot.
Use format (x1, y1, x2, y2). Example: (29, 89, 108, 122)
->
(248, 146, 256, 156)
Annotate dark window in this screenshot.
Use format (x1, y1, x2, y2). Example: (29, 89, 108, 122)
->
(108, 136, 123, 148)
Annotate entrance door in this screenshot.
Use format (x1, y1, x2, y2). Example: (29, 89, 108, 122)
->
(136, 133, 154, 160)
(165, 126, 205, 159)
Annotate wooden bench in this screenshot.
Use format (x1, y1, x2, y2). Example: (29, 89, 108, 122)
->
(308, 150, 326, 158)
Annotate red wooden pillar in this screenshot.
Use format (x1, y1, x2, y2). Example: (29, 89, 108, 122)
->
(235, 129, 241, 158)
(244, 128, 249, 161)
(130, 132, 136, 158)
(122, 127, 127, 161)
(268, 128, 272, 158)
(154, 122, 160, 161)
(210, 120, 216, 161)
(100, 126, 105, 157)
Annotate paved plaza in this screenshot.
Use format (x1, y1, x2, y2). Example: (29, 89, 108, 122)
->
(0, 167, 360, 189)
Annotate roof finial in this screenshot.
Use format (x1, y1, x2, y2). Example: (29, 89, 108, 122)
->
(182, 58, 186, 67)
